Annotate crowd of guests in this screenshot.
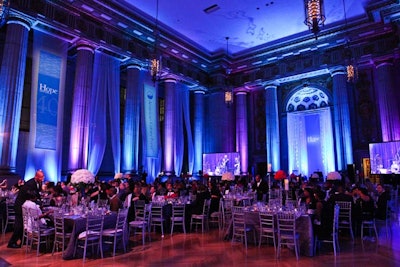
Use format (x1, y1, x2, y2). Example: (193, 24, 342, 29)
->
(2, 169, 396, 248)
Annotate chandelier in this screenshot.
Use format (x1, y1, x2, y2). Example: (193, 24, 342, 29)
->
(224, 37, 233, 107)
(149, 0, 162, 83)
(304, 0, 325, 38)
(0, 0, 10, 27)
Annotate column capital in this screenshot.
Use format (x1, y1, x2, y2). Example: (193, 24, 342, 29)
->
(329, 66, 346, 76)
(264, 81, 279, 89)
(7, 14, 31, 30)
(193, 89, 206, 95)
(235, 91, 247, 96)
(375, 59, 394, 69)
(75, 40, 95, 53)
(161, 76, 177, 84)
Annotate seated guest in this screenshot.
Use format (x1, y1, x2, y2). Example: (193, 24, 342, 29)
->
(149, 185, 157, 201)
(22, 191, 53, 232)
(299, 187, 316, 210)
(117, 182, 129, 202)
(314, 190, 334, 240)
(107, 187, 122, 212)
(156, 182, 167, 196)
(165, 182, 178, 199)
(209, 181, 222, 214)
(191, 184, 210, 215)
(9, 183, 20, 199)
(353, 187, 375, 233)
(375, 184, 390, 220)
(328, 184, 354, 204)
(49, 185, 65, 207)
(127, 183, 148, 222)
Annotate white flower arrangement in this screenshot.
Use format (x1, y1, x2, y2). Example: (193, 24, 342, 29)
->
(71, 169, 95, 185)
(114, 173, 123, 179)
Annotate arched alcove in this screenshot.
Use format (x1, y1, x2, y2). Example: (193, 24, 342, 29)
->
(286, 86, 335, 179)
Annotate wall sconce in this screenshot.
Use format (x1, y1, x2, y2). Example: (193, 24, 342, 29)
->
(224, 90, 233, 107)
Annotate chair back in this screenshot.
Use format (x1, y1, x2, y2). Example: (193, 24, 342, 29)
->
(335, 201, 351, 216)
(115, 208, 129, 231)
(172, 204, 185, 219)
(25, 207, 43, 233)
(231, 206, 246, 228)
(151, 203, 164, 220)
(5, 200, 16, 224)
(85, 214, 104, 238)
(53, 211, 66, 235)
(277, 212, 296, 235)
(135, 203, 151, 222)
(259, 211, 275, 230)
(333, 204, 339, 235)
(202, 199, 211, 217)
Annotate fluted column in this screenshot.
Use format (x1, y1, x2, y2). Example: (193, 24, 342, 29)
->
(236, 91, 248, 175)
(163, 77, 177, 174)
(122, 64, 142, 172)
(330, 66, 353, 170)
(193, 90, 205, 175)
(265, 84, 280, 172)
(374, 61, 400, 141)
(68, 41, 94, 171)
(0, 17, 31, 172)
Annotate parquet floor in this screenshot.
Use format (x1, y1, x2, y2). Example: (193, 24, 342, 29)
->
(0, 216, 400, 267)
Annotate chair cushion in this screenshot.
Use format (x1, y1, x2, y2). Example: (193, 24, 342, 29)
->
(102, 228, 123, 235)
(78, 230, 100, 239)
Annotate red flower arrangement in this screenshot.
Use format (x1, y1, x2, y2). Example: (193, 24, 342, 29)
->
(274, 170, 287, 180)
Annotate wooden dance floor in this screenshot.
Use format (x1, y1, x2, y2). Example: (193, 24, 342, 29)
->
(1, 218, 400, 267)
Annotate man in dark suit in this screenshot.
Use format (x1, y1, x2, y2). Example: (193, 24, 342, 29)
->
(328, 184, 354, 204)
(252, 174, 269, 202)
(7, 169, 44, 248)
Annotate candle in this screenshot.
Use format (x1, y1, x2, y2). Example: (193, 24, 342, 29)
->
(267, 163, 272, 173)
(284, 179, 289, 191)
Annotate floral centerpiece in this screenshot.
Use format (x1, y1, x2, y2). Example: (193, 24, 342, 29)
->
(114, 172, 123, 180)
(327, 171, 341, 180)
(274, 170, 287, 180)
(71, 169, 95, 188)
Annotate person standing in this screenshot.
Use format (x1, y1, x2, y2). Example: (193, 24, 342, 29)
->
(252, 174, 268, 202)
(7, 169, 44, 248)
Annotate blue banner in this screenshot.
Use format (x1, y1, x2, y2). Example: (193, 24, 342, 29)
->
(305, 113, 323, 173)
(35, 51, 61, 150)
(143, 84, 158, 158)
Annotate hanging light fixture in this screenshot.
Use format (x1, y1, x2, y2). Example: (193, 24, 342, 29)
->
(149, 0, 162, 83)
(342, 0, 357, 83)
(224, 37, 233, 107)
(0, 0, 10, 27)
(304, 0, 325, 39)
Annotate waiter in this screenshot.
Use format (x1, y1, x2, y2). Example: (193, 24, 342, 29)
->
(7, 169, 44, 248)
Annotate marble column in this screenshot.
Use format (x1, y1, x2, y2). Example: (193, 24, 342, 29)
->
(68, 41, 94, 171)
(193, 89, 205, 175)
(235, 91, 248, 175)
(163, 77, 177, 175)
(0, 17, 31, 172)
(330, 67, 353, 170)
(122, 64, 142, 173)
(265, 84, 280, 172)
(374, 61, 400, 142)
